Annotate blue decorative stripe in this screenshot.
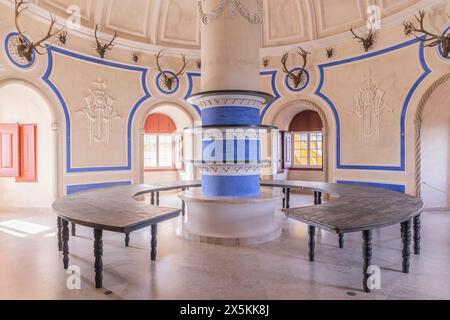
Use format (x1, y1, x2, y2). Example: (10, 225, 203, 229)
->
(4, 32, 35, 69)
(42, 46, 151, 173)
(315, 37, 431, 171)
(202, 106, 261, 126)
(336, 180, 405, 193)
(67, 181, 132, 195)
(184, 72, 202, 115)
(202, 175, 260, 197)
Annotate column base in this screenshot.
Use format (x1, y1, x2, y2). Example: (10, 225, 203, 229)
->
(178, 189, 282, 246)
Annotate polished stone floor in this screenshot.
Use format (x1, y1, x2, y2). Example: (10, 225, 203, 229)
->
(0, 191, 449, 300)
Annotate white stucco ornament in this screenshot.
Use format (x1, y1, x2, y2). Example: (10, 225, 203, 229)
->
(198, 0, 263, 25)
(77, 77, 122, 146)
(352, 70, 392, 142)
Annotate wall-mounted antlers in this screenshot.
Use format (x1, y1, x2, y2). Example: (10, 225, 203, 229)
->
(14, 0, 63, 63)
(350, 25, 375, 52)
(195, 58, 201, 70)
(281, 48, 310, 88)
(56, 31, 67, 46)
(155, 50, 187, 91)
(94, 24, 117, 59)
(326, 47, 335, 59)
(403, 10, 450, 58)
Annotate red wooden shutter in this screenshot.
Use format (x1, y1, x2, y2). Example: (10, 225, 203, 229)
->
(0, 124, 19, 177)
(16, 124, 37, 182)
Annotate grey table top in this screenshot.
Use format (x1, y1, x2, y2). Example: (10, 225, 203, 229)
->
(52, 180, 423, 234)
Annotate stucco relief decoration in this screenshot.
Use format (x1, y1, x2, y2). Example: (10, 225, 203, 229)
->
(198, 0, 263, 25)
(352, 70, 392, 142)
(77, 77, 122, 146)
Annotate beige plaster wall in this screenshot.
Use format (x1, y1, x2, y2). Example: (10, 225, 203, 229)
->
(0, 1, 449, 208)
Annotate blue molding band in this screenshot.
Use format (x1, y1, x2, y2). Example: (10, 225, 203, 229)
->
(202, 175, 260, 197)
(284, 68, 310, 92)
(4, 32, 35, 69)
(42, 45, 151, 173)
(156, 70, 179, 94)
(315, 36, 431, 171)
(202, 106, 261, 126)
(185, 70, 280, 121)
(67, 181, 132, 195)
(438, 26, 450, 60)
(336, 180, 405, 193)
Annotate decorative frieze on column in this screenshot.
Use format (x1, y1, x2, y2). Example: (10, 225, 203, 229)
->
(198, 0, 263, 25)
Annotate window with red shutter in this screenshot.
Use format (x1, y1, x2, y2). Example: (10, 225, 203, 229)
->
(0, 124, 19, 177)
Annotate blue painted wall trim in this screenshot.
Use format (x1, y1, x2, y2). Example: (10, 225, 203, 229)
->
(42, 46, 152, 173)
(67, 181, 132, 195)
(184, 72, 202, 115)
(315, 36, 431, 172)
(337, 180, 406, 193)
(4, 32, 35, 69)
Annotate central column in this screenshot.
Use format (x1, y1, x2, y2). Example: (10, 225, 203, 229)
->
(182, 0, 281, 245)
(192, 0, 267, 197)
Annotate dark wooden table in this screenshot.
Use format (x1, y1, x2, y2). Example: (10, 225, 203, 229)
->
(53, 180, 423, 292)
(52, 185, 182, 288)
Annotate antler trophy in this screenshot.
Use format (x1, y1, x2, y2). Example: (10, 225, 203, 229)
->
(14, 0, 64, 63)
(94, 24, 117, 59)
(350, 25, 375, 52)
(281, 48, 310, 89)
(403, 10, 450, 58)
(155, 50, 187, 91)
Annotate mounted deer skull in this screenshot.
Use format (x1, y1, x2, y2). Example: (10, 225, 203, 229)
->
(262, 57, 270, 69)
(403, 10, 450, 58)
(94, 24, 117, 59)
(14, 0, 63, 63)
(196, 59, 201, 70)
(350, 25, 375, 52)
(281, 48, 310, 89)
(155, 50, 187, 91)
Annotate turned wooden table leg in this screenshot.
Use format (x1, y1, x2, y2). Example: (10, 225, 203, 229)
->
(339, 233, 344, 249)
(71, 223, 76, 236)
(94, 229, 103, 289)
(156, 192, 160, 206)
(286, 188, 290, 209)
(57, 217, 62, 252)
(151, 192, 155, 205)
(308, 226, 316, 262)
(62, 219, 69, 269)
(317, 192, 322, 205)
(402, 219, 412, 274)
(413, 215, 421, 255)
(282, 188, 286, 209)
(125, 232, 130, 247)
(151, 224, 158, 261)
(362, 230, 373, 293)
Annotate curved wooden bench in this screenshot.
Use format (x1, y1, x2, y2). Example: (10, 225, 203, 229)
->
(53, 180, 423, 291)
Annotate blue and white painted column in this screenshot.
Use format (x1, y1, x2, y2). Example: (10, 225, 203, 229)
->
(181, 0, 281, 245)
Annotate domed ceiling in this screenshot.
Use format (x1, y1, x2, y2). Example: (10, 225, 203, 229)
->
(23, 0, 432, 50)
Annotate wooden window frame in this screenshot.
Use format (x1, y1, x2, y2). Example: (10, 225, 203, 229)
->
(291, 131, 323, 170)
(144, 133, 176, 171)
